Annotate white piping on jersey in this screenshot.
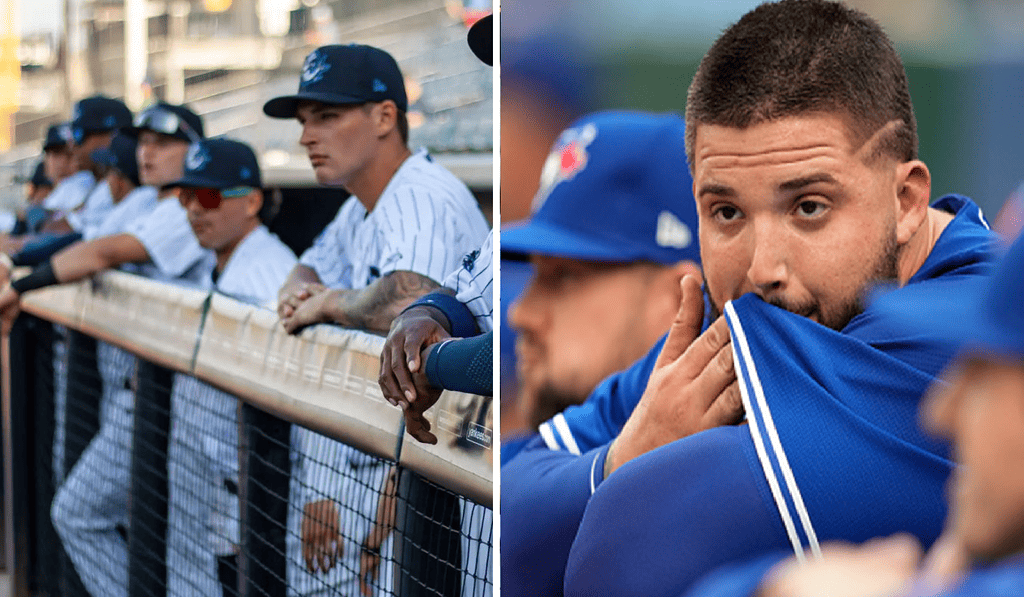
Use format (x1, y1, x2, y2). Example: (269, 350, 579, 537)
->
(589, 450, 599, 495)
(539, 422, 560, 451)
(552, 413, 582, 456)
(725, 301, 822, 561)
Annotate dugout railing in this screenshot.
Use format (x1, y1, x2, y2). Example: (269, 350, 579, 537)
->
(2, 270, 493, 597)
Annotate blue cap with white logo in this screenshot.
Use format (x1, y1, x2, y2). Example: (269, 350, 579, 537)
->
(69, 95, 133, 144)
(161, 138, 262, 190)
(501, 111, 701, 265)
(44, 122, 71, 151)
(263, 44, 408, 118)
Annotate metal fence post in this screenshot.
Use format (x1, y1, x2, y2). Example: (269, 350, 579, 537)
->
(128, 359, 174, 597)
(395, 469, 463, 597)
(238, 403, 291, 597)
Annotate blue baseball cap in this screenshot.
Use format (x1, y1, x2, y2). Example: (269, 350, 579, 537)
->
(162, 138, 262, 190)
(263, 44, 408, 118)
(501, 111, 701, 265)
(872, 233, 1024, 358)
(43, 122, 71, 151)
(69, 95, 133, 144)
(92, 133, 141, 187)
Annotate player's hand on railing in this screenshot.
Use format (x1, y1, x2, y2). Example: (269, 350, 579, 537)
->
(301, 498, 343, 574)
(379, 306, 450, 410)
(0, 284, 21, 336)
(606, 275, 744, 476)
(279, 283, 328, 333)
(359, 467, 397, 597)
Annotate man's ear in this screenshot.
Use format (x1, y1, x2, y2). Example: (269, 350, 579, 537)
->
(894, 159, 931, 245)
(246, 189, 264, 218)
(373, 100, 399, 139)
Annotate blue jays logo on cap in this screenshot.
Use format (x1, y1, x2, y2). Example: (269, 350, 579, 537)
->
(533, 123, 598, 212)
(185, 143, 210, 172)
(301, 50, 331, 86)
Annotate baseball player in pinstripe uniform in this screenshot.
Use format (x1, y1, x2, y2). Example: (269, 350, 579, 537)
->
(161, 138, 297, 597)
(262, 44, 488, 596)
(0, 103, 213, 597)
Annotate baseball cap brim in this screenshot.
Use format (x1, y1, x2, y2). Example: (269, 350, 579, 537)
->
(870, 276, 1024, 359)
(262, 91, 368, 118)
(161, 174, 237, 191)
(468, 15, 493, 66)
(501, 220, 651, 263)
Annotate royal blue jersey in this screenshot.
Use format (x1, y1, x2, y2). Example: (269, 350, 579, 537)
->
(501, 195, 995, 597)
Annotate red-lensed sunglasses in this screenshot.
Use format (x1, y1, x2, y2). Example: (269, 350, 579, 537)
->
(178, 187, 252, 210)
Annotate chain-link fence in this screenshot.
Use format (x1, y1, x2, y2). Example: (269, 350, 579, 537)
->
(2, 273, 492, 597)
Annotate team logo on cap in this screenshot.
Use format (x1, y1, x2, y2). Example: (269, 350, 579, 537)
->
(301, 50, 331, 85)
(185, 143, 210, 172)
(532, 123, 598, 212)
(373, 79, 387, 93)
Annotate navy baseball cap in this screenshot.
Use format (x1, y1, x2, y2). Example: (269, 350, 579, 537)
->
(43, 122, 71, 151)
(92, 133, 141, 187)
(162, 138, 262, 190)
(122, 102, 205, 143)
(468, 14, 493, 66)
(872, 233, 1024, 358)
(502, 111, 701, 265)
(263, 44, 408, 118)
(69, 95, 132, 144)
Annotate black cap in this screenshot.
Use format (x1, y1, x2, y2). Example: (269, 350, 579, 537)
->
(92, 133, 141, 187)
(468, 14, 493, 66)
(69, 95, 133, 144)
(122, 102, 205, 143)
(43, 122, 71, 151)
(263, 44, 408, 118)
(162, 138, 262, 190)
(30, 162, 52, 187)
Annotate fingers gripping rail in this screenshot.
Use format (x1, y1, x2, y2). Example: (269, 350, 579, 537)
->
(15, 268, 492, 506)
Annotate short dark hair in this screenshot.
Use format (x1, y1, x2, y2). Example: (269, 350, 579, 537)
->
(685, 0, 917, 167)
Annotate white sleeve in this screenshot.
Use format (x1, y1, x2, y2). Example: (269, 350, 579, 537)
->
(127, 199, 208, 278)
(446, 231, 493, 332)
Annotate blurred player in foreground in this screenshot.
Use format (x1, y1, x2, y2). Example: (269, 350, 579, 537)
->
(502, 1, 999, 596)
(687, 231, 1024, 597)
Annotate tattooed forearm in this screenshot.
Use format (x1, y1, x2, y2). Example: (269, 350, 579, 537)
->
(327, 270, 443, 333)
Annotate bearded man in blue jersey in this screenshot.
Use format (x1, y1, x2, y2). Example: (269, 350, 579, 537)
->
(501, 2, 999, 597)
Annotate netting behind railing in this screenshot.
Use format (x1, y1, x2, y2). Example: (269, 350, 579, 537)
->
(2, 272, 493, 597)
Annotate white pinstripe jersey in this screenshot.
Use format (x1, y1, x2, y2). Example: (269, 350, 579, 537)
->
(290, 149, 488, 596)
(83, 186, 159, 241)
(299, 149, 489, 289)
(124, 197, 216, 287)
(42, 170, 97, 211)
(67, 180, 115, 233)
(167, 225, 296, 596)
(447, 230, 493, 332)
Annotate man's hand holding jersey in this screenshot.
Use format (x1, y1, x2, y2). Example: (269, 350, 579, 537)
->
(606, 275, 745, 475)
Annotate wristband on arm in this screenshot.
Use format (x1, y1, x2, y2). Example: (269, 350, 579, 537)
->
(402, 292, 479, 338)
(10, 261, 59, 294)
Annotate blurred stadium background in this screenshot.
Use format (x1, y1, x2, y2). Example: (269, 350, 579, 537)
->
(1, 0, 493, 230)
